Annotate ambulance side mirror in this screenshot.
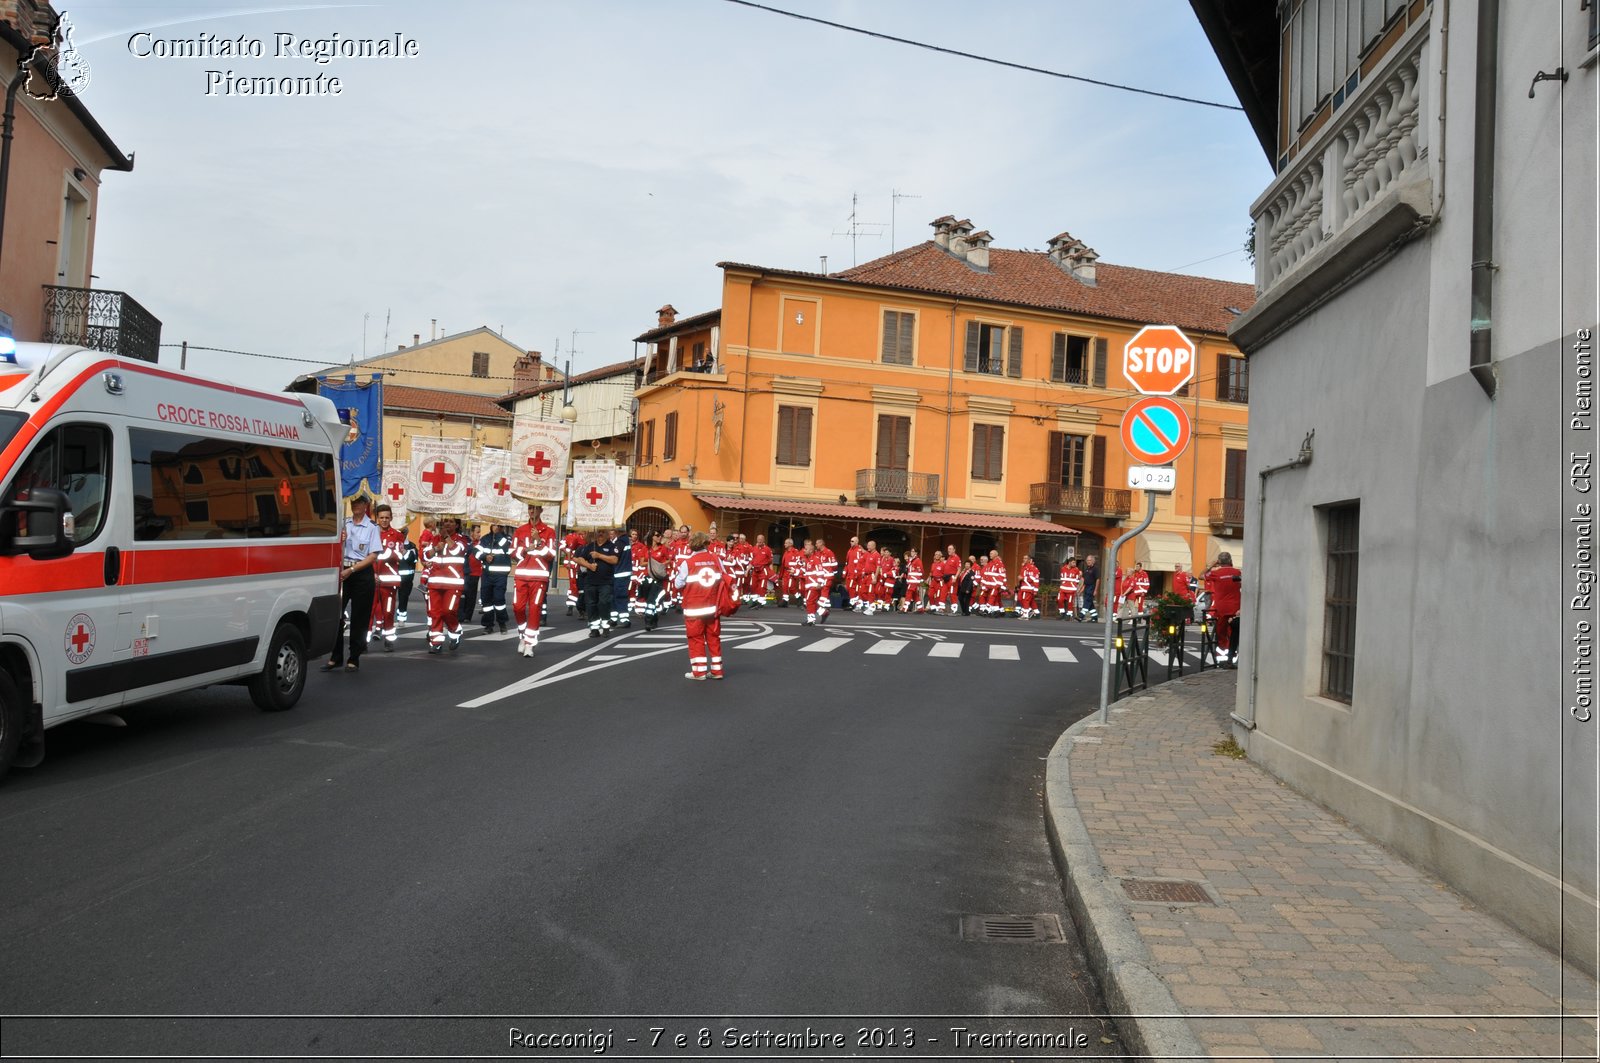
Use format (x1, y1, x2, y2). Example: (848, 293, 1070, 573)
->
(0, 488, 75, 560)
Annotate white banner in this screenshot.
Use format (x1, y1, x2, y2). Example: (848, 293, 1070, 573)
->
(408, 437, 471, 513)
(612, 462, 630, 526)
(511, 415, 573, 500)
(474, 447, 523, 525)
(572, 459, 624, 528)
(379, 459, 410, 526)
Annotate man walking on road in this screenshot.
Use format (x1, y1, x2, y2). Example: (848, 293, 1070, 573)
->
(674, 531, 728, 680)
(1205, 552, 1243, 667)
(1080, 556, 1100, 621)
(327, 494, 379, 673)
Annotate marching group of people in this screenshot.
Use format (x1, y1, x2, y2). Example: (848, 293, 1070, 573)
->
(326, 495, 1244, 679)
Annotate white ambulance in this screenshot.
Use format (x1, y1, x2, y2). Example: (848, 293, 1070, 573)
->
(0, 342, 346, 782)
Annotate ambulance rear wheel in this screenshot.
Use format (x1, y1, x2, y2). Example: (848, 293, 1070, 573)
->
(250, 624, 306, 712)
(0, 670, 24, 784)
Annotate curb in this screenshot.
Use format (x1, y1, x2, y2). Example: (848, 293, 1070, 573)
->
(1044, 708, 1209, 1062)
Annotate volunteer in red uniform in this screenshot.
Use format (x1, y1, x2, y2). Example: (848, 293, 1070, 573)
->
(371, 503, 406, 651)
(729, 533, 752, 604)
(561, 529, 586, 615)
(639, 530, 673, 627)
(1205, 553, 1243, 667)
(983, 550, 1008, 616)
(510, 505, 557, 658)
(423, 515, 471, 653)
(844, 537, 866, 609)
(1059, 559, 1083, 620)
(673, 531, 729, 680)
(628, 529, 649, 620)
(670, 529, 695, 609)
(1017, 556, 1041, 619)
(779, 538, 803, 605)
(901, 550, 925, 612)
(1172, 562, 1195, 604)
(748, 534, 773, 606)
(926, 550, 947, 613)
(1128, 562, 1151, 613)
(416, 517, 437, 599)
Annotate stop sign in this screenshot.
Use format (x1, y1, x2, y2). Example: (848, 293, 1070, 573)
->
(1123, 325, 1196, 395)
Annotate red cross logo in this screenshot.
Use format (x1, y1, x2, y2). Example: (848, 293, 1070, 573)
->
(420, 461, 456, 495)
(585, 486, 604, 506)
(527, 450, 553, 475)
(492, 477, 511, 497)
(277, 479, 292, 506)
(71, 625, 91, 654)
(387, 481, 405, 501)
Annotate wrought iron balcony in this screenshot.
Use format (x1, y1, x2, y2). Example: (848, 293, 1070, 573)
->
(1029, 482, 1132, 520)
(856, 467, 939, 505)
(1209, 497, 1245, 535)
(41, 285, 162, 363)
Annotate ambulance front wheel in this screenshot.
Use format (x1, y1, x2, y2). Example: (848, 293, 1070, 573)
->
(0, 669, 24, 783)
(250, 623, 307, 712)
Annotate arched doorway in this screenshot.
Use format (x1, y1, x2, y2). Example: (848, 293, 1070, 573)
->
(627, 505, 674, 541)
(862, 526, 910, 557)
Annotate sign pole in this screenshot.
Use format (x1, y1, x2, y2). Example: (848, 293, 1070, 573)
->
(1098, 491, 1157, 724)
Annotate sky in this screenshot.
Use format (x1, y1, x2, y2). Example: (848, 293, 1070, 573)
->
(58, 0, 1272, 393)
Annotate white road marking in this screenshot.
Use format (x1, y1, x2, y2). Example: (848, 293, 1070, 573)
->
(591, 654, 624, 661)
(736, 635, 799, 651)
(800, 637, 852, 653)
(1042, 646, 1078, 663)
(864, 640, 908, 655)
(927, 642, 963, 658)
(545, 629, 596, 644)
(989, 644, 1020, 660)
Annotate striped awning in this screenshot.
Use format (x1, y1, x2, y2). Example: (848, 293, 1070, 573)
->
(694, 494, 1077, 535)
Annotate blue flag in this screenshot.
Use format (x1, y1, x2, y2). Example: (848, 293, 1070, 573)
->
(317, 374, 384, 500)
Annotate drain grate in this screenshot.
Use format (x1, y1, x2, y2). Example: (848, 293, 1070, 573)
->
(959, 914, 1065, 943)
(1120, 878, 1214, 904)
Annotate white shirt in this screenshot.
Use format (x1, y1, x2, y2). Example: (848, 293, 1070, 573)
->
(343, 515, 380, 567)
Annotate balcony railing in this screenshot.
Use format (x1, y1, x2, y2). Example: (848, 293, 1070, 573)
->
(1251, 15, 1428, 295)
(856, 467, 939, 505)
(41, 285, 162, 363)
(1209, 497, 1245, 534)
(1029, 483, 1132, 520)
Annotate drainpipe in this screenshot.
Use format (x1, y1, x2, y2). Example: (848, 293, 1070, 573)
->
(0, 62, 34, 277)
(1233, 430, 1315, 734)
(1467, 0, 1500, 399)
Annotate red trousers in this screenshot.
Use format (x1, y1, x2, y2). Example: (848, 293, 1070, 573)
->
(512, 578, 548, 647)
(1213, 610, 1238, 653)
(1058, 589, 1078, 613)
(803, 585, 830, 619)
(371, 582, 398, 639)
(1017, 589, 1038, 613)
(781, 571, 802, 599)
(685, 615, 723, 677)
(747, 568, 769, 598)
(427, 585, 462, 644)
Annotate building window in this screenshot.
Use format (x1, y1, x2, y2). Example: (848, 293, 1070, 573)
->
(1280, 0, 1411, 163)
(876, 414, 910, 470)
(971, 423, 1004, 482)
(638, 419, 654, 466)
(776, 405, 813, 467)
(1047, 431, 1089, 486)
(1217, 354, 1249, 403)
(964, 322, 1023, 377)
(1051, 334, 1093, 385)
(1590, 0, 1599, 53)
(1224, 448, 1247, 501)
(471, 351, 490, 378)
(1321, 502, 1360, 703)
(662, 412, 678, 462)
(881, 310, 915, 365)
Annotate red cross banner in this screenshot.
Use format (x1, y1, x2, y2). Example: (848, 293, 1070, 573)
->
(472, 448, 523, 525)
(571, 459, 623, 528)
(382, 459, 411, 526)
(511, 415, 573, 500)
(408, 437, 471, 514)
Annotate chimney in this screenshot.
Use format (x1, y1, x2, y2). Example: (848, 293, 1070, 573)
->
(930, 214, 957, 249)
(1047, 231, 1100, 286)
(657, 304, 677, 327)
(430, 318, 437, 340)
(513, 350, 543, 390)
(946, 218, 975, 259)
(965, 230, 993, 270)
(413, 333, 420, 346)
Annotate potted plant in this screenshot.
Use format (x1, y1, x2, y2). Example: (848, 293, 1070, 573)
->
(1150, 590, 1193, 653)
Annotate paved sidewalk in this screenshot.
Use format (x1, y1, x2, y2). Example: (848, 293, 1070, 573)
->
(1045, 671, 1599, 1061)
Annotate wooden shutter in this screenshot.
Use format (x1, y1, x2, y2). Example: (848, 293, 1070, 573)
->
(663, 412, 678, 461)
(970, 425, 987, 479)
(987, 425, 1004, 480)
(796, 407, 813, 466)
(964, 321, 980, 373)
(1225, 448, 1247, 499)
(1090, 436, 1105, 487)
(897, 314, 914, 364)
(1006, 326, 1024, 378)
(1051, 334, 1066, 382)
(876, 415, 894, 468)
(1093, 337, 1108, 387)
(881, 312, 899, 364)
(1047, 431, 1064, 485)
(1217, 354, 1228, 400)
(877, 415, 909, 470)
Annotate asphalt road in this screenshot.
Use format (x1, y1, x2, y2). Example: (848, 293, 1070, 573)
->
(0, 599, 1169, 1060)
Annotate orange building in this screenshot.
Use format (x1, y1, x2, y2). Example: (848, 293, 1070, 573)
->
(628, 217, 1254, 601)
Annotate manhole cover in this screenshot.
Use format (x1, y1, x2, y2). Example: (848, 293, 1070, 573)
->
(959, 914, 1065, 943)
(1120, 878, 1214, 904)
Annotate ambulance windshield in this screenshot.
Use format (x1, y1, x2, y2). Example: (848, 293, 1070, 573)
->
(0, 411, 21, 454)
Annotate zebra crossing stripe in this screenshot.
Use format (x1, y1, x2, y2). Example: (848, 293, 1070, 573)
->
(927, 642, 963, 658)
(800, 637, 852, 653)
(988, 644, 1020, 660)
(864, 640, 909, 655)
(736, 635, 800, 651)
(545, 629, 596, 644)
(1042, 646, 1078, 663)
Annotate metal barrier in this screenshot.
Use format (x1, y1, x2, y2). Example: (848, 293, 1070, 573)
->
(1113, 615, 1150, 699)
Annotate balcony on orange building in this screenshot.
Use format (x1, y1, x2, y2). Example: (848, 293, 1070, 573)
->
(855, 468, 939, 507)
(1029, 483, 1131, 521)
(1208, 497, 1245, 536)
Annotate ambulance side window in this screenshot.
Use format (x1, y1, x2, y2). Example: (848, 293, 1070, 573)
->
(5, 422, 112, 545)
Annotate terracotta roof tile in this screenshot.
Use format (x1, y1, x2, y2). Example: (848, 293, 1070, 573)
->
(633, 308, 721, 343)
(695, 494, 1078, 535)
(383, 384, 512, 420)
(501, 357, 643, 403)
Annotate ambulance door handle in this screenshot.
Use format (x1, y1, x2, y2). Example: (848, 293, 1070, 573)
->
(104, 546, 121, 586)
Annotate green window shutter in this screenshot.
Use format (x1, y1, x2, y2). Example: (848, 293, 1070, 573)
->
(1093, 338, 1108, 388)
(1006, 326, 1024, 378)
(1051, 334, 1066, 382)
(964, 321, 980, 373)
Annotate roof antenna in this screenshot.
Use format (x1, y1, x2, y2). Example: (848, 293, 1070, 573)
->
(831, 192, 885, 267)
(891, 188, 921, 251)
